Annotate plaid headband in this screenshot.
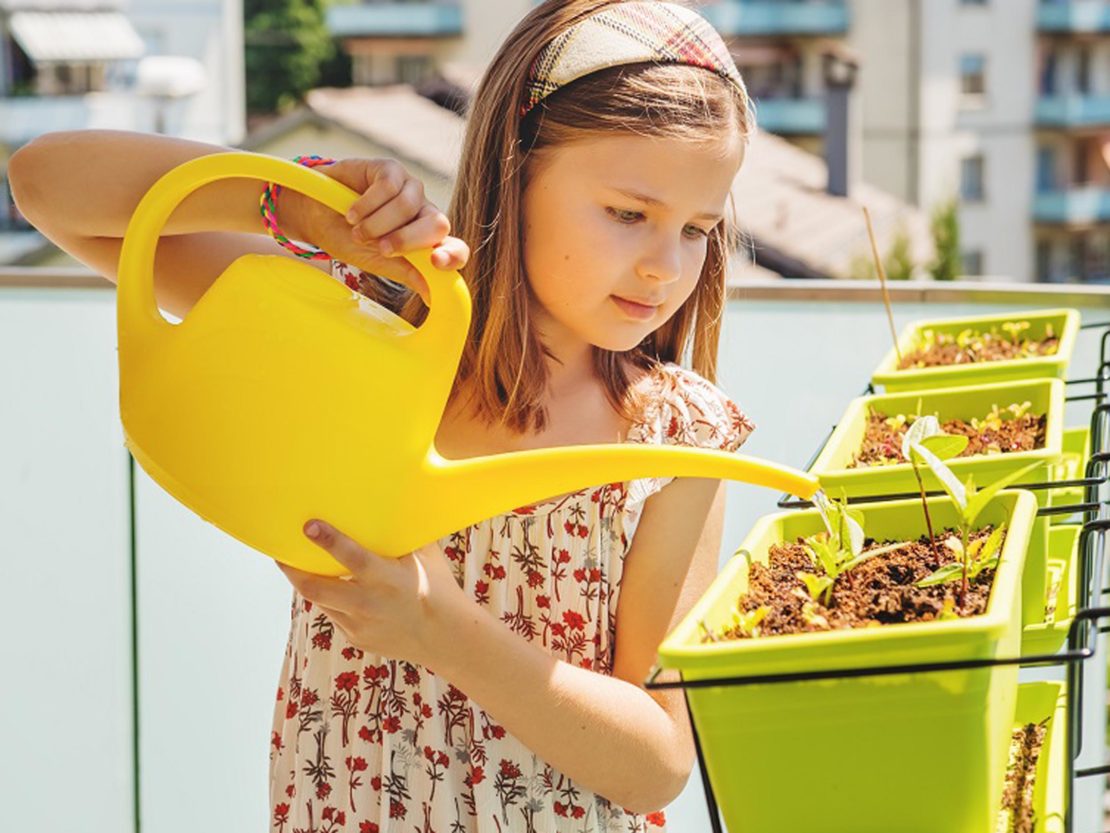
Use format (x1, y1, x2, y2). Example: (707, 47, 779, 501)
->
(522, 1, 749, 117)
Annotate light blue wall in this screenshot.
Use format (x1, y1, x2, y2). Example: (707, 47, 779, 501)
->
(4, 286, 1109, 831)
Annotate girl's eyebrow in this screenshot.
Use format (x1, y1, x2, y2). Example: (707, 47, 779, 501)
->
(608, 186, 723, 222)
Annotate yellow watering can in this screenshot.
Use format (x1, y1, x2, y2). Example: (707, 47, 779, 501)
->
(117, 153, 819, 576)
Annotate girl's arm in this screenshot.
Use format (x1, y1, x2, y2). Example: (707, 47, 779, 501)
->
(432, 478, 724, 813)
(7, 130, 466, 318)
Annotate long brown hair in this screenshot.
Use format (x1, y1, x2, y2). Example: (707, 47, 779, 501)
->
(386, 0, 754, 433)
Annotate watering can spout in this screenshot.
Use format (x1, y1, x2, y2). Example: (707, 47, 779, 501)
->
(421, 444, 820, 538)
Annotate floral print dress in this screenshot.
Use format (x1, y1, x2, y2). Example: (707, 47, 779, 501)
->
(268, 263, 755, 833)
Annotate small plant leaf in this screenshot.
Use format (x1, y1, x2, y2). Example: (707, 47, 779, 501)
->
(909, 440, 967, 509)
(917, 562, 965, 587)
(804, 535, 840, 579)
(902, 414, 942, 460)
(963, 461, 1043, 527)
(796, 571, 833, 602)
(944, 535, 964, 559)
(975, 525, 1006, 565)
(920, 433, 970, 461)
(937, 597, 959, 621)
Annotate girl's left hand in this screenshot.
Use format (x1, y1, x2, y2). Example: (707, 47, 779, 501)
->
(276, 519, 471, 667)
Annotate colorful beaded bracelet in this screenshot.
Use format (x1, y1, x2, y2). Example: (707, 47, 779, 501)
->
(260, 154, 337, 261)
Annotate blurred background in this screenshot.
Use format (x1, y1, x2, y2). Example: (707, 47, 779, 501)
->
(4, 1, 1110, 832)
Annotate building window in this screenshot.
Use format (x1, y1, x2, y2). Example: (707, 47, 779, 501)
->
(1040, 49, 1057, 96)
(1077, 47, 1091, 94)
(1036, 146, 1057, 193)
(1071, 236, 1089, 281)
(961, 250, 984, 276)
(960, 154, 986, 201)
(1036, 240, 1053, 282)
(960, 54, 986, 102)
(396, 55, 432, 85)
(1074, 137, 1093, 186)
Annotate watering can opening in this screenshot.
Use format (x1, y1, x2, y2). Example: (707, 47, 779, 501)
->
(117, 152, 820, 575)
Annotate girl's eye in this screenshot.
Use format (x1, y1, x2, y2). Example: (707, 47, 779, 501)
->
(608, 208, 643, 224)
(608, 208, 711, 239)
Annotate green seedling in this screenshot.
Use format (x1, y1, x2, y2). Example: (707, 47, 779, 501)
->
(917, 526, 1006, 588)
(699, 605, 771, 642)
(902, 413, 969, 551)
(970, 400, 1033, 433)
(800, 491, 909, 607)
(907, 444, 1042, 607)
(1001, 320, 1030, 344)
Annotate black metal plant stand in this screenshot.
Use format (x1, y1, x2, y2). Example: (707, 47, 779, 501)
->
(645, 319, 1110, 833)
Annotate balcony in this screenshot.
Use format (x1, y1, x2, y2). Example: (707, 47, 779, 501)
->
(1033, 186, 1110, 224)
(1036, 94, 1110, 128)
(751, 96, 826, 134)
(1038, 1, 1110, 33)
(702, 0, 850, 36)
(5, 269, 1110, 831)
(326, 2, 463, 38)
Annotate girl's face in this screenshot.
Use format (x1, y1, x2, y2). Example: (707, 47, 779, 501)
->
(521, 131, 743, 363)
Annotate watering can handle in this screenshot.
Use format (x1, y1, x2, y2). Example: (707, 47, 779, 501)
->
(116, 152, 471, 345)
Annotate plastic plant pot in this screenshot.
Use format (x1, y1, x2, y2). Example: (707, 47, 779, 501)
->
(1021, 525, 1080, 657)
(998, 681, 1067, 833)
(1047, 427, 1091, 525)
(658, 491, 1037, 833)
(871, 308, 1079, 393)
(809, 377, 1063, 627)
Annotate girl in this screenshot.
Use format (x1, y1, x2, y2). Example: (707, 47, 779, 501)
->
(9, 1, 756, 830)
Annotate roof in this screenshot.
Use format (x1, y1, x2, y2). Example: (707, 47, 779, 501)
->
(304, 86, 465, 182)
(249, 84, 933, 280)
(8, 10, 145, 63)
(733, 130, 936, 279)
(0, 0, 125, 9)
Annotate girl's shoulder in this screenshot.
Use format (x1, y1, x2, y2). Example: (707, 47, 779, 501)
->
(630, 362, 755, 453)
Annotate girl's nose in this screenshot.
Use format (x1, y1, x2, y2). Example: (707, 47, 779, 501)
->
(636, 236, 683, 284)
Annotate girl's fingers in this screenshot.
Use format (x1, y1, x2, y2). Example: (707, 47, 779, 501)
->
(353, 179, 427, 243)
(343, 159, 408, 222)
(374, 204, 452, 258)
(431, 237, 470, 270)
(277, 563, 357, 615)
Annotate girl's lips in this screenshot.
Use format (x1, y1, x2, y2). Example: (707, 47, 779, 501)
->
(611, 295, 659, 320)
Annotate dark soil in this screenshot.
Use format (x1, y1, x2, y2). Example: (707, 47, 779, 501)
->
(852, 410, 1046, 467)
(1001, 720, 1048, 833)
(897, 328, 1059, 370)
(704, 528, 999, 641)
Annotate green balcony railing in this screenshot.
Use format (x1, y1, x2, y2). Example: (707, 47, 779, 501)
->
(751, 96, 826, 135)
(1038, 1, 1110, 33)
(325, 2, 463, 38)
(1036, 94, 1110, 128)
(702, 0, 849, 36)
(1034, 187, 1110, 224)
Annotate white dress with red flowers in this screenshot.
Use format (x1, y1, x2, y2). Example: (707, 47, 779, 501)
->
(267, 263, 755, 833)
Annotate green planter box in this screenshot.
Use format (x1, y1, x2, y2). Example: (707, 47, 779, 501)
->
(1021, 524, 1080, 657)
(658, 491, 1037, 833)
(871, 308, 1079, 393)
(809, 378, 1064, 627)
(1047, 427, 1092, 523)
(999, 682, 1067, 833)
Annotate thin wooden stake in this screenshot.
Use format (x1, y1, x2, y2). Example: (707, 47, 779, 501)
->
(862, 205, 902, 365)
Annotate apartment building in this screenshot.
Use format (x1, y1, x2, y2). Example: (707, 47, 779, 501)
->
(851, 0, 1110, 283)
(702, 0, 851, 157)
(326, 0, 532, 88)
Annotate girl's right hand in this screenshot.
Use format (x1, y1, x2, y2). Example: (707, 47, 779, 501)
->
(279, 157, 470, 304)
